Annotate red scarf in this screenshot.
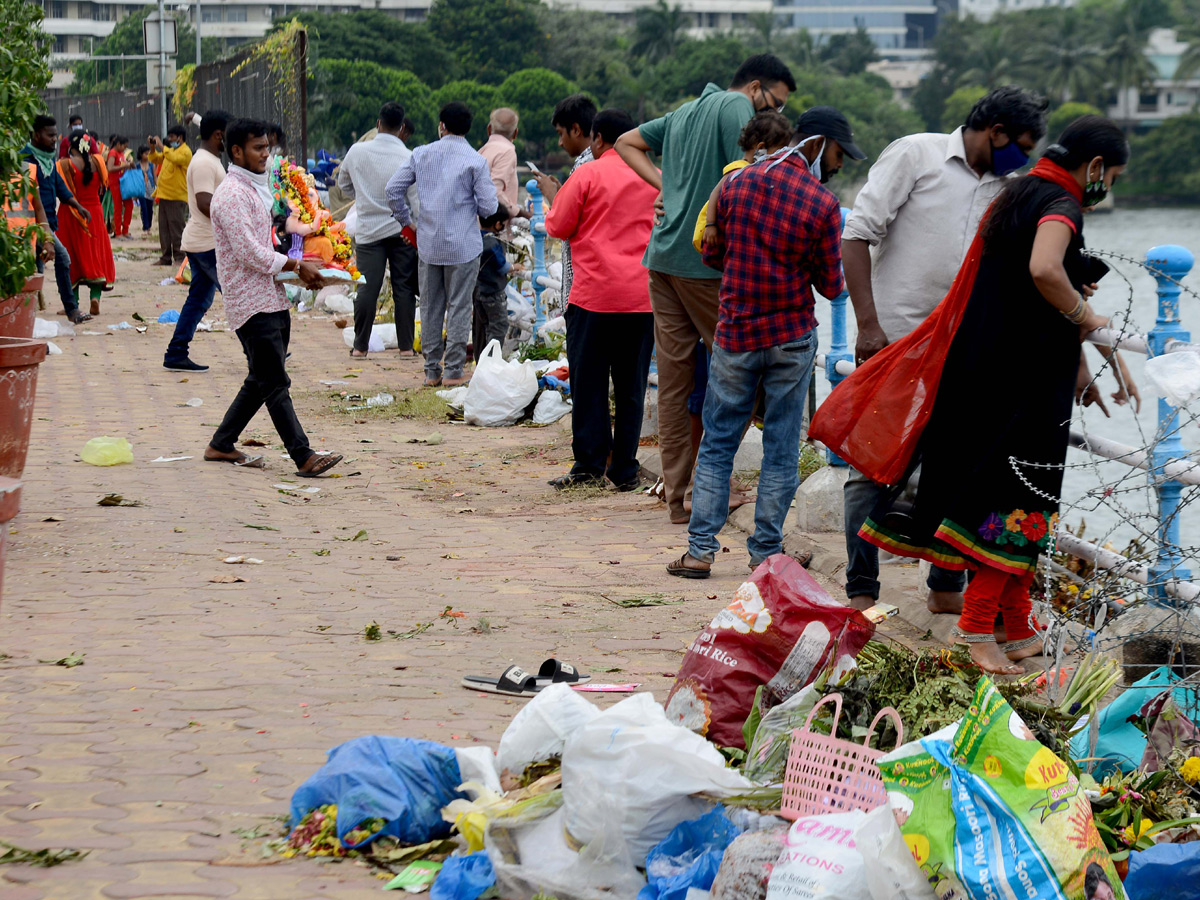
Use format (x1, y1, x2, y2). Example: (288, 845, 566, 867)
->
(1028, 157, 1083, 202)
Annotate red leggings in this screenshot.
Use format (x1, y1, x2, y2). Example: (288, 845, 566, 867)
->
(959, 565, 1036, 642)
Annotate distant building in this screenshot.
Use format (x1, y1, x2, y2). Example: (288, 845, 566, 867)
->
(1108, 28, 1200, 129)
(774, 0, 939, 55)
(866, 58, 934, 105)
(956, 0, 1074, 22)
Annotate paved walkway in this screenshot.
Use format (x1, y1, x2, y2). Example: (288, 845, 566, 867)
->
(0, 242, 928, 898)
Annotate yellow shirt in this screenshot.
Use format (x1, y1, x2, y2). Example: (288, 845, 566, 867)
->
(692, 159, 750, 253)
(150, 143, 193, 202)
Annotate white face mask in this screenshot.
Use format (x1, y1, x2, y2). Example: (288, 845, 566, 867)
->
(797, 135, 827, 182)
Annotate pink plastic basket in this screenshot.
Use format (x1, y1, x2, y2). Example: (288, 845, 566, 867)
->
(780, 692, 904, 820)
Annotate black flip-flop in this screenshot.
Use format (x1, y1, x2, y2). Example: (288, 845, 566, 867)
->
(667, 554, 711, 579)
(461, 665, 541, 697)
(296, 452, 343, 478)
(534, 658, 591, 687)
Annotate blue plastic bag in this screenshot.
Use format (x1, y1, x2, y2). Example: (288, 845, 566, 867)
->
(289, 736, 464, 848)
(430, 851, 495, 900)
(1125, 842, 1200, 900)
(637, 806, 742, 900)
(157, 309, 180, 324)
(1069, 666, 1199, 775)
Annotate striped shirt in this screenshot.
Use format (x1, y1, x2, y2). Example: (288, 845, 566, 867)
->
(336, 133, 418, 245)
(558, 145, 592, 303)
(386, 135, 498, 266)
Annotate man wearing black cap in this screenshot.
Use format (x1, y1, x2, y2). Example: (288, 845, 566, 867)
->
(668, 107, 865, 579)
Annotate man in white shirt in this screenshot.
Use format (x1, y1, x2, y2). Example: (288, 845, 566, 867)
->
(337, 102, 421, 357)
(840, 85, 1047, 614)
(165, 108, 230, 373)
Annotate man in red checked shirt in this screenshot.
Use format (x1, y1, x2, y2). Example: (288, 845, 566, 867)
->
(667, 106, 865, 579)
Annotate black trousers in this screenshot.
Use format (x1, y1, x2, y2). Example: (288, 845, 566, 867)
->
(564, 304, 655, 487)
(354, 234, 419, 352)
(211, 310, 312, 466)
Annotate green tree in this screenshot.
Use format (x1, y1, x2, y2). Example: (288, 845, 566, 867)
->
(631, 0, 688, 63)
(69, 7, 218, 94)
(744, 12, 782, 53)
(431, 80, 505, 146)
(958, 29, 1019, 88)
(277, 11, 457, 88)
(1046, 101, 1104, 138)
(427, 0, 545, 84)
(309, 59, 436, 150)
(1126, 112, 1200, 199)
(655, 36, 749, 100)
(1, 0, 51, 296)
(774, 29, 822, 71)
(819, 26, 879, 76)
(910, 15, 989, 130)
(1022, 10, 1106, 104)
(941, 85, 987, 131)
(498, 68, 577, 156)
(535, 4, 625, 93)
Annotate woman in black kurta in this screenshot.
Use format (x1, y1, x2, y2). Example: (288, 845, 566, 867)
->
(859, 117, 1130, 675)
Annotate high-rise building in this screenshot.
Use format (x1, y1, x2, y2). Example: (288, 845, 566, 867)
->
(774, 0, 939, 54)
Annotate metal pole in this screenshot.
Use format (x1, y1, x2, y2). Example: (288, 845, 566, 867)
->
(824, 207, 853, 466)
(157, 0, 167, 136)
(1144, 243, 1194, 605)
(526, 177, 547, 338)
(196, 0, 201, 68)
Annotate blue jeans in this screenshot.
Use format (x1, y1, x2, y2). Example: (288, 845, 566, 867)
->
(36, 235, 76, 314)
(138, 198, 154, 232)
(688, 333, 817, 565)
(165, 250, 220, 364)
(843, 467, 966, 601)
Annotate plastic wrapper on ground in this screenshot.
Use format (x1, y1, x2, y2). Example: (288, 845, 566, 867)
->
(342, 323, 397, 352)
(497, 682, 599, 775)
(485, 789, 646, 900)
(464, 340, 539, 427)
(81, 436, 133, 466)
(639, 806, 743, 900)
(561, 692, 753, 861)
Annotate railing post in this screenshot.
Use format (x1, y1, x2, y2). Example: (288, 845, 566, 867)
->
(525, 177, 548, 338)
(1144, 244, 1194, 603)
(824, 207, 853, 466)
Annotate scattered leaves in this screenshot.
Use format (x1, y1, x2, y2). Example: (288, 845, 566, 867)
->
(38, 652, 85, 668)
(0, 840, 89, 867)
(98, 494, 142, 507)
(351, 529, 369, 541)
(390, 621, 433, 640)
(243, 523, 280, 531)
(364, 622, 382, 641)
(131, 311, 146, 322)
(603, 594, 684, 608)
(313, 549, 330, 556)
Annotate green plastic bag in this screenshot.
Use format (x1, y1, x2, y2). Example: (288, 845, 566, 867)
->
(81, 437, 133, 466)
(878, 678, 1123, 900)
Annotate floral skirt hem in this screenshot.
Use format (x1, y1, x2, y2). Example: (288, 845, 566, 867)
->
(858, 518, 971, 571)
(860, 517, 1041, 576)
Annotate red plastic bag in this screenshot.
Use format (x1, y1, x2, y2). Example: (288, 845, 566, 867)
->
(808, 228, 984, 486)
(664, 555, 874, 749)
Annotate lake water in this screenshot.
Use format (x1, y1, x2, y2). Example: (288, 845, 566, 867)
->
(814, 206, 1200, 553)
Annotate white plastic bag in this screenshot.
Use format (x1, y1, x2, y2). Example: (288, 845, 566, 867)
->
(341, 323, 396, 352)
(317, 286, 355, 315)
(464, 340, 539, 426)
(853, 805, 936, 900)
(1145, 350, 1200, 407)
(497, 683, 599, 774)
(561, 693, 753, 861)
(765, 811, 870, 900)
(33, 318, 58, 339)
(455, 746, 502, 797)
(532, 391, 572, 424)
(487, 790, 646, 900)
(436, 385, 470, 410)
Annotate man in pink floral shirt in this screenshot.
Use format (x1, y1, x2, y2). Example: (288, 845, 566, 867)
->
(203, 119, 343, 477)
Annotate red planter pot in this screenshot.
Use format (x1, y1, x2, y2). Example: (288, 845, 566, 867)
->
(0, 477, 20, 612)
(0, 274, 43, 339)
(0, 336, 48, 479)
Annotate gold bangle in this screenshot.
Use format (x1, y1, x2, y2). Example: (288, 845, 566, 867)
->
(1064, 296, 1086, 324)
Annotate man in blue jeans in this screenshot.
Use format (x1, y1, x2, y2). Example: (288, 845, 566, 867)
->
(668, 107, 864, 578)
(165, 109, 230, 372)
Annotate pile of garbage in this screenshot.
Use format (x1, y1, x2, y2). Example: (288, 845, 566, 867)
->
(268, 555, 1198, 899)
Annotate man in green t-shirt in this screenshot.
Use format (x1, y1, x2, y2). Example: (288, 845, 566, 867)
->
(616, 54, 796, 526)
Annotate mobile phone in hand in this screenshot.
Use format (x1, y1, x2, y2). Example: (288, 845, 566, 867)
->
(525, 160, 543, 177)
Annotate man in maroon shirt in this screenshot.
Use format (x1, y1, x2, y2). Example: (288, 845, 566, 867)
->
(668, 107, 864, 579)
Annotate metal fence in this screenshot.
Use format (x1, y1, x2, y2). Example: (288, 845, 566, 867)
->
(42, 29, 308, 161)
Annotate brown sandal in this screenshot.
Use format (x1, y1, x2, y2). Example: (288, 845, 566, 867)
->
(204, 450, 265, 468)
(666, 553, 711, 579)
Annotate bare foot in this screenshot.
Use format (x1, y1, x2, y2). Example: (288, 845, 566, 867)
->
(1006, 637, 1044, 661)
(962, 637, 1024, 675)
(927, 590, 964, 615)
(848, 594, 875, 612)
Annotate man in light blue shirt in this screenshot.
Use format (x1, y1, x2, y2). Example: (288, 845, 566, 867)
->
(339, 102, 420, 357)
(387, 102, 498, 386)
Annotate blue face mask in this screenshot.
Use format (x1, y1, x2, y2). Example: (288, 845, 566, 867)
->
(991, 138, 1029, 176)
